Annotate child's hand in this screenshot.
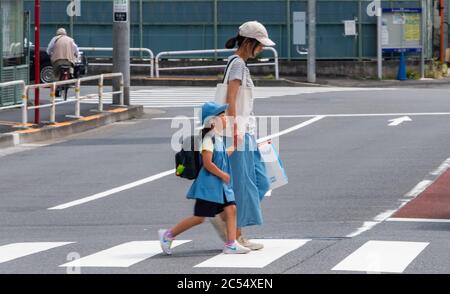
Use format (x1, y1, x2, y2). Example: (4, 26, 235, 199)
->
(222, 173, 231, 184)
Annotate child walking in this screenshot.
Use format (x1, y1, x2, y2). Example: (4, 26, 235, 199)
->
(158, 102, 250, 255)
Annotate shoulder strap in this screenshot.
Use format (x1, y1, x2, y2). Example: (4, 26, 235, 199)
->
(222, 56, 240, 84)
(54, 35, 64, 45)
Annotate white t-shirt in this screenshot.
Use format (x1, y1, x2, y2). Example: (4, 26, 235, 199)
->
(227, 55, 254, 88)
(225, 55, 256, 135)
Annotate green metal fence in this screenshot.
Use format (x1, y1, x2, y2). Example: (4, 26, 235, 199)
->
(24, 0, 432, 60)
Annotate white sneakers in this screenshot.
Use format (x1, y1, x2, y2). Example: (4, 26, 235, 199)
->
(209, 216, 264, 251)
(238, 236, 264, 250)
(223, 241, 251, 254)
(158, 229, 173, 255)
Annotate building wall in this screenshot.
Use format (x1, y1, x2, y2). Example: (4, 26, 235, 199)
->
(24, 0, 432, 60)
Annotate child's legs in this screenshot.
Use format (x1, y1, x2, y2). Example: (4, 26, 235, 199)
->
(223, 204, 237, 242)
(170, 216, 205, 238)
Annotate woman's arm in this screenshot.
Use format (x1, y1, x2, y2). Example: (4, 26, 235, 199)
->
(202, 150, 230, 183)
(226, 79, 241, 147)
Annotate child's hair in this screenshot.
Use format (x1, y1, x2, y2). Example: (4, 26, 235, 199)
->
(201, 126, 214, 139)
(201, 111, 225, 139)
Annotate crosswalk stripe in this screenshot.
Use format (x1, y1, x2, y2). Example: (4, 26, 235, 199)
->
(81, 87, 389, 109)
(331, 241, 429, 273)
(194, 239, 310, 268)
(59, 240, 191, 268)
(0, 242, 74, 264)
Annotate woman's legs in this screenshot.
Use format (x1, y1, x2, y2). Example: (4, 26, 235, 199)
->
(170, 216, 205, 238)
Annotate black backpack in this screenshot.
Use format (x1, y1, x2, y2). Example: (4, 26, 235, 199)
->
(175, 135, 215, 180)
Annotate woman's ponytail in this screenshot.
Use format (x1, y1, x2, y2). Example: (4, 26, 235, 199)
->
(225, 35, 238, 49)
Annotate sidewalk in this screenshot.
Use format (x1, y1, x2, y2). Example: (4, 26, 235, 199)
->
(287, 76, 450, 88)
(0, 97, 143, 148)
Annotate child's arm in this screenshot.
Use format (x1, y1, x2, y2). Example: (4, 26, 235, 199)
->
(202, 150, 230, 183)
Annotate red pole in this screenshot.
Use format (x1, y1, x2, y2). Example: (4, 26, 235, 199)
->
(34, 0, 40, 124)
(440, 0, 445, 64)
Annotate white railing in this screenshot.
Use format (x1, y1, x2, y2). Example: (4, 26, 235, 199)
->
(0, 73, 124, 128)
(79, 47, 154, 77)
(0, 80, 26, 114)
(155, 47, 279, 79)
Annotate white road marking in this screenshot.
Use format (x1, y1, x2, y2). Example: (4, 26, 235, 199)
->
(264, 190, 272, 197)
(0, 242, 74, 264)
(153, 112, 450, 120)
(346, 210, 397, 238)
(430, 158, 450, 176)
(347, 155, 450, 238)
(388, 116, 412, 126)
(48, 117, 324, 210)
(82, 87, 392, 108)
(386, 218, 450, 223)
(405, 180, 433, 198)
(194, 239, 310, 268)
(257, 116, 325, 142)
(59, 240, 191, 268)
(332, 241, 429, 273)
(48, 170, 175, 210)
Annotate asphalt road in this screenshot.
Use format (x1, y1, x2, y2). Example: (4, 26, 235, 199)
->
(0, 86, 449, 274)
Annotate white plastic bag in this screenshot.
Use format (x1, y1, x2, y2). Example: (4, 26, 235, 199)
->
(258, 140, 288, 190)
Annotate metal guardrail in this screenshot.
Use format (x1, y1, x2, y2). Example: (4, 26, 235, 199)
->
(0, 80, 26, 112)
(79, 47, 154, 77)
(0, 73, 124, 128)
(155, 47, 280, 79)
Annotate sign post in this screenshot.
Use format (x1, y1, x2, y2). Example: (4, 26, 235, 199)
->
(113, 0, 130, 105)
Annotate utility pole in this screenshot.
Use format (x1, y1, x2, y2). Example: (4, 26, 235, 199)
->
(307, 0, 316, 83)
(34, 0, 40, 124)
(112, 0, 130, 105)
(439, 0, 445, 64)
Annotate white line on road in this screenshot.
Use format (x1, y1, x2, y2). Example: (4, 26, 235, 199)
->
(48, 116, 325, 210)
(346, 156, 450, 238)
(405, 180, 433, 198)
(0, 242, 74, 264)
(332, 241, 429, 273)
(346, 210, 397, 238)
(430, 158, 450, 176)
(152, 112, 450, 120)
(257, 116, 325, 143)
(59, 240, 191, 268)
(48, 170, 175, 210)
(194, 239, 310, 268)
(386, 218, 450, 223)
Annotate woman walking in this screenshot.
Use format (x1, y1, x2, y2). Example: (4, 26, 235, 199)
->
(211, 21, 275, 250)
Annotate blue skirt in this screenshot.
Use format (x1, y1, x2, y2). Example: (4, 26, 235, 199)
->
(229, 133, 270, 227)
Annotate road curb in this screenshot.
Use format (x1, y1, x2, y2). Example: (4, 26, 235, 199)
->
(0, 105, 144, 148)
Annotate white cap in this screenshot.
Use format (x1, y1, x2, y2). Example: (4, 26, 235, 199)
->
(56, 28, 67, 36)
(239, 21, 275, 47)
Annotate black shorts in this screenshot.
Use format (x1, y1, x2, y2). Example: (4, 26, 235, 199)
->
(194, 194, 236, 218)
